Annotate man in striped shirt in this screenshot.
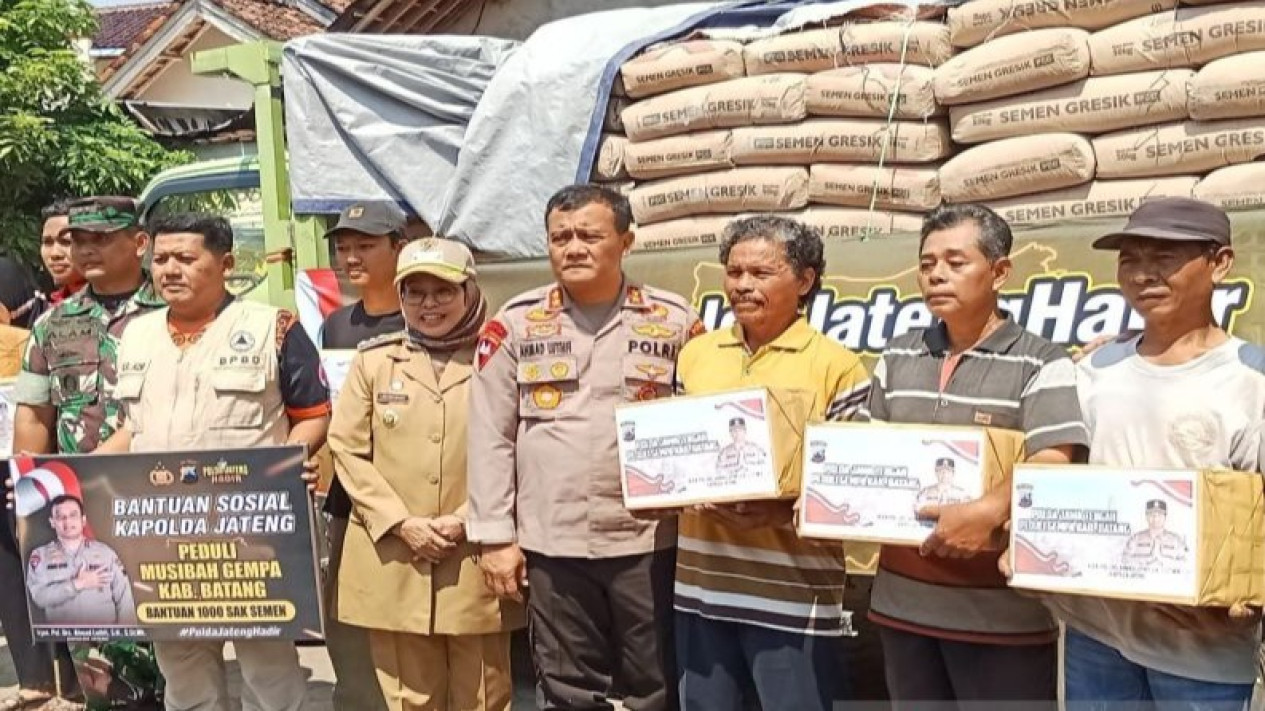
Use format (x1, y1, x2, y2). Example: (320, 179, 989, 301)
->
(674, 216, 870, 711)
(861, 204, 1088, 707)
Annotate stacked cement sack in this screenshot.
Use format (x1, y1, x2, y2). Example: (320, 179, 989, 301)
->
(601, 19, 953, 251)
(593, 3, 1265, 251)
(940, 0, 1265, 224)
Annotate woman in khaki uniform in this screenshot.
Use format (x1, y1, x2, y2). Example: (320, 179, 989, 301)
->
(328, 237, 523, 711)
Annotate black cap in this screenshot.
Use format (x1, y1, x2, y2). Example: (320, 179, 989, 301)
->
(1146, 499, 1167, 513)
(1093, 197, 1231, 250)
(729, 417, 746, 427)
(935, 457, 955, 469)
(323, 203, 406, 240)
(62, 196, 140, 234)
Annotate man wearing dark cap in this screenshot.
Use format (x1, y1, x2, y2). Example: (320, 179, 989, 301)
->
(1046, 197, 1265, 706)
(318, 202, 405, 711)
(11, 196, 163, 709)
(1123, 499, 1188, 564)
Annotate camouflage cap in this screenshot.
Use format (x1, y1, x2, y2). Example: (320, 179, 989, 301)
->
(62, 197, 141, 234)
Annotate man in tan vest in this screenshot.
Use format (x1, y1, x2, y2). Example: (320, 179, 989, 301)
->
(101, 212, 331, 711)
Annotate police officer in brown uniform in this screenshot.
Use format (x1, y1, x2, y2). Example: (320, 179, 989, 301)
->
(102, 213, 330, 711)
(1123, 499, 1189, 565)
(467, 185, 702, 711)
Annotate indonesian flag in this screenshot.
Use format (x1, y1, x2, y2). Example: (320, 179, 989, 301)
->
(921, 439, 981, 465)
(1129, 479, 1194, 507)
(714, 397, 766, 421)
(296, 268, 344, 347)
(11, 457, 94, 538)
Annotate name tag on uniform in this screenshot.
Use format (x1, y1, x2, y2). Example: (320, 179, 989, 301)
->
(376, 393, 409, 405)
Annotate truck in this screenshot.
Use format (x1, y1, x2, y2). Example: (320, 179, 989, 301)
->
(133, 3, 1265, 700)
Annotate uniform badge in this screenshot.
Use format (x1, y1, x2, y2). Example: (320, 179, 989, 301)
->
(687, 320, 707, 340)
(626, 286, 646, 306)
(476, 320, 508, 372)
(382, 410, 400, 428)
(645, 304, 670, 322)
(390, 380, 404, 391)
(635, 364, 669, 380)
(523, 364, 541, 382)
(525, 308, 555, 323)
(547, 288, 564, 311)
(531, 384, 562, 410)
(230, 331, 256, 352)
(633, 323, 678, 340)
(29, 551, 40, 570)
(635, 382, 659, 401)
(525, 323, 562, 339)
(549, 361, 570, 380)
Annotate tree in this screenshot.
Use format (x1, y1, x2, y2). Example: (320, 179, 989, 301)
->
(0, 0, 191, 267)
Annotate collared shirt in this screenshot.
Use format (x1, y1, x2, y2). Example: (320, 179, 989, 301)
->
(15, 280, 164, 454)
(861, 316, 1089, 644)
(466, 279, 702, 559)
(675, 318, 870, 636)
(27, 538, 137, 626)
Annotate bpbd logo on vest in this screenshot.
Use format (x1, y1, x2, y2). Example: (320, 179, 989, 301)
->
(691, 241, 1255, 355)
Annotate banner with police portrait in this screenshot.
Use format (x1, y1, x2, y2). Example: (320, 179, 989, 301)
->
(11, 445, 323, 642)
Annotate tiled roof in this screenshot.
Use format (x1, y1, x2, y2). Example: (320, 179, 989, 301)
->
(93, 1, 176, 50)
(214, 0, 325, 40)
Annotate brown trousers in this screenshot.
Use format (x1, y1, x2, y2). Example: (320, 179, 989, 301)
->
(368, 630, 512, 711)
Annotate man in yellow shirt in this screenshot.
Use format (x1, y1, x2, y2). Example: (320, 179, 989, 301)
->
(673, 215, 870, 711)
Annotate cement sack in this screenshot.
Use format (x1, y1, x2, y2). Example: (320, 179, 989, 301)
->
(1194, 163, 1265, 210)
(621, 74, 808, 142)
(633, 215, 735, 252)
(946, 0, 1176, 48)
(620, 40, 746, 99)
(745, 28, 845, 76)
(1088, 3, 1265, 76)
(593, 134, 629, 181)
(624, 130, 734, 180)
(732, 120, 953, 165)
(604, 97, 631, 133)
(628, 167, 809, 224)
(1189, 52, 1265, 120)
(596, 180, 636, 196)
(987, 177, 1198, 224)
(949, 69, 1193, 143)
(806, 64, 940, 119)
(940, 133, 1097, 202)
(799, 207, 925, 240)
(934, 28, 1092, 106)
(1093, 118, 1265, 177)
(838, 21, 955, 67)
(809, 164, 942, 211)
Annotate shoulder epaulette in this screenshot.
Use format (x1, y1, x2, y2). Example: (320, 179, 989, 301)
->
(357, 331, 407, 352)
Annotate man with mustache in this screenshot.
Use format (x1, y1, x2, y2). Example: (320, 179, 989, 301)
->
(102, 211, 329, 711)
(468, 184, 702, 711)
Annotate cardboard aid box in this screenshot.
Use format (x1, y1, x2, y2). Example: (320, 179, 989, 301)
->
(615, 387, 812, 509)
(797, 424, 1024, 545)
(1009, 466, 1265, 606)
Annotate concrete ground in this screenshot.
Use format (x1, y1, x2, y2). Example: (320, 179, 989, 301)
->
(0, 635, 538, 711)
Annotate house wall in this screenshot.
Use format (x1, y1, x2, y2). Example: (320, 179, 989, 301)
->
(446, 0, 693, 39)
(133, 25, 253, 108)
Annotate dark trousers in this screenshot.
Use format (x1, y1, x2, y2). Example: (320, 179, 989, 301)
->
(0, 507, 77, 693)
(676, 612, 847, 711)
(525, 549, 677, 711)
(879, 625, 1057, 711)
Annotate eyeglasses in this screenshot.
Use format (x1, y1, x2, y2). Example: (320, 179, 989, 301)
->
(401, 286, 460, 306)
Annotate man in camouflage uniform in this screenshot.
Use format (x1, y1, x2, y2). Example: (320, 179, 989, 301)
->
(14, 196, 162, 456)
(12, 196, 163, 711)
